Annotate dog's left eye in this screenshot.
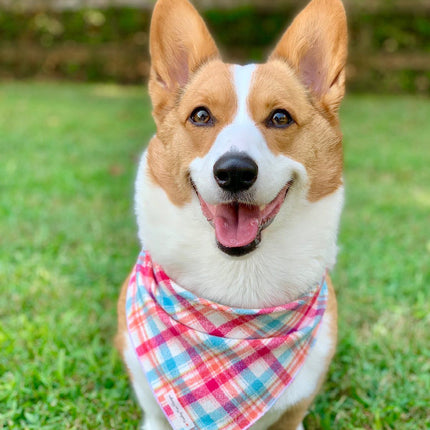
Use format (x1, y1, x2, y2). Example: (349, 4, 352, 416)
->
(189, 107, 214, 126)
(266, 109, 294, 128)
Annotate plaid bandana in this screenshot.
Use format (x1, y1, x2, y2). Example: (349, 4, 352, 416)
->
(126, 250, 327, 430)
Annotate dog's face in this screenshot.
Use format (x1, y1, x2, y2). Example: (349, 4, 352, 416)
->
(136, 0, 347, 305)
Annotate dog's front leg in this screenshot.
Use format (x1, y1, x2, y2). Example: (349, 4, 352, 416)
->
(122, 340, 170, 430)
(134, 381, 170, 430)
(142, 413, 171, 430)
(133, 374, 171, 430)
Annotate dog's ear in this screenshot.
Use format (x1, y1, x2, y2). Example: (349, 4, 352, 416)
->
(149, 0, 220, 122)
(270, 0, 347, 113)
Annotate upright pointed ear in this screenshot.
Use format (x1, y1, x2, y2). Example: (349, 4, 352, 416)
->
(149, 0, 220, 121)
(270, 0, 348, 113)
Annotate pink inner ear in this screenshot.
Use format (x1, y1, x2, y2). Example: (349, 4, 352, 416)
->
(299, 44, 327, 97)
(168, 47, 190, 89)
(269, 0, 347, 104)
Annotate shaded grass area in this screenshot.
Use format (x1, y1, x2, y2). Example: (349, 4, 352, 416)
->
(1, 83, 429, 429)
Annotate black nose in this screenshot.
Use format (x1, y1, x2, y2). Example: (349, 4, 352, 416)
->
(213, 153, 258, 193)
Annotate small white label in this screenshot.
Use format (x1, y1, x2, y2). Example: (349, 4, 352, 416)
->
(164, 390, 195, 430)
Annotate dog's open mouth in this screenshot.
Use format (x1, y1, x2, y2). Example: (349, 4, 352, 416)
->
(196, 182, 292, 256)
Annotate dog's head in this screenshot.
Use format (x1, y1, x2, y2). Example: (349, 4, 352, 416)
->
(136, 0, 347, 305)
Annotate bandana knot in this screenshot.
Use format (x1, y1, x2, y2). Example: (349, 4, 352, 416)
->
(126, 250, 327, 430)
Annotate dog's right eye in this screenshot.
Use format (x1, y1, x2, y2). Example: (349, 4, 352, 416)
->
(189, 107, 214, 126)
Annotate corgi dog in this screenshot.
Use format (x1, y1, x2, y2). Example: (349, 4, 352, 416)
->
(116, 0, 347, 429)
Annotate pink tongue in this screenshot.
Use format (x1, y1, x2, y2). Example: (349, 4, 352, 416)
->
(214, 203, 260, 248)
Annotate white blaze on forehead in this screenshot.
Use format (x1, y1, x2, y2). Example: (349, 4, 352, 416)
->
(189, 63, 308, 206)
(233, 64, 257, 124)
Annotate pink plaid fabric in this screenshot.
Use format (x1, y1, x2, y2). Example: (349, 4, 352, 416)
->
(126, 251, 328, 430)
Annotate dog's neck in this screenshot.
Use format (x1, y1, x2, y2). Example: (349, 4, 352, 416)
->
(135, 154, 343, 308)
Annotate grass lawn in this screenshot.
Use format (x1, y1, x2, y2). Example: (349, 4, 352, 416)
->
(1, 82, 429, 429)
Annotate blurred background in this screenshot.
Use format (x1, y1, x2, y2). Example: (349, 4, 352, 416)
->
(1, 1, 429, 429)
(1, 0, 429, 93)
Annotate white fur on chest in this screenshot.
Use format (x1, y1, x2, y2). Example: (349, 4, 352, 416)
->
(136, 64, 343, 308)
(135, 152, 343, 308)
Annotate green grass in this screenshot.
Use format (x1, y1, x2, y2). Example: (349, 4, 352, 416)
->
(307, 95, 430, 430)
(1, 83, 429, 429)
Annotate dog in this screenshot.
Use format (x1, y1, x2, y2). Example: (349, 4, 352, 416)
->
(116, 0, 347, 428)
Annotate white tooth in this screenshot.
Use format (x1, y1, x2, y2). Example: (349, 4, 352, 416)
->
(259, 205, 266, 211)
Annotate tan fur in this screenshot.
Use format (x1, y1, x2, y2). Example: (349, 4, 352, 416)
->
(270, 0, 348, 113)
(255, 0, 347, 201)
(325, 277, 339, 354)
(249, 61, 343, 202)
(147, 0, 347, 206)
(115, 273, 131, 360)
(147, 60, 237, 206)
(149, 0, 220, 128)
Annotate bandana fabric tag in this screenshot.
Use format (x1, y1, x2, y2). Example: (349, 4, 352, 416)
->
(126, 251, 328, 430)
